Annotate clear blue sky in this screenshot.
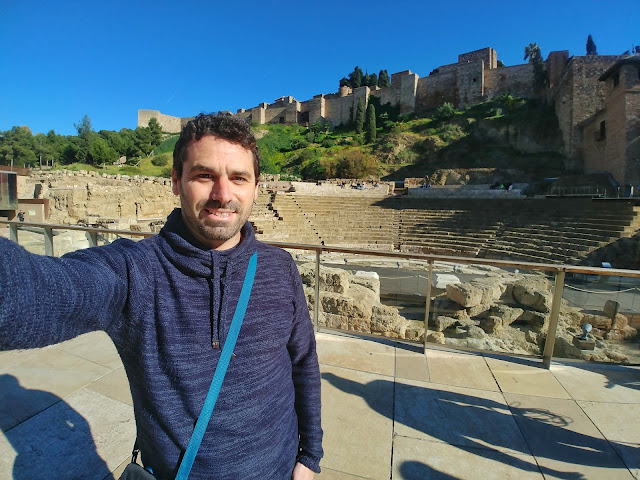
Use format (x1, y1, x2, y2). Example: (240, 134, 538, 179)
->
(1, 0, 637, 136)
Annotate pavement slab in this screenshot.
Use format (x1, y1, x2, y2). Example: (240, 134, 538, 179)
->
(392, 435, 544, 480)
(0, 388, 134, 480)
(486, 356, 571, 399)
(394, 379, 530, 456)
(0, 348, 111, 431)
(426, 349, 500, 391)
(320, 364, 394, 479)
(316, 333, 395, 376)
(505, 392, 635, 479)
(551, 363, 640, 403)
(56, 331, 122, 370)
(577, 401, 640, 478)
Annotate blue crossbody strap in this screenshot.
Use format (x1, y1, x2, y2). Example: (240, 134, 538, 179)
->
(175, 250, 258, 480)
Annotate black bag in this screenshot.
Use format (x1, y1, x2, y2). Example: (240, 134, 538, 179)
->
(118, 442, 156, 480)
(119, 462, 156, 480)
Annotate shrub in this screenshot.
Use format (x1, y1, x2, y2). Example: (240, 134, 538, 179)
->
(433, 102, 456, 121)
(151, 153, 171, 167)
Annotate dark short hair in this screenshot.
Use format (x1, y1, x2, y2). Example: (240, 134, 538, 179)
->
(173, 113, 260, 183)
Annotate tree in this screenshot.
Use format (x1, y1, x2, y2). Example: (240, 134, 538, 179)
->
(586, 35, 598, 55)
(0, 126, 37, 167)
(148, 117, 163, 147)
(523, 43, 542, 64)
(378, 70, 390, 88)
(367, 72, 378, 87)
(339, 77, 349, 88)
(355, 99, 365, 134)
(73, 114, 94, 163)
(89, 136, 119, 165)
(348, 66, 363, 89)
(524, 43, 546, 92)
(134, 126, 154, 156)
(365, 103, 376, 143)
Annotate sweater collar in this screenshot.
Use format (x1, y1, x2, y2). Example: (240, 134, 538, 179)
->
(158, 209, 257, 278)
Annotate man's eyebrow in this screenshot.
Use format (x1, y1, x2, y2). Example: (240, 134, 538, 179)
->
(187, 163, 215, 174)
(187, 164, 253, 178)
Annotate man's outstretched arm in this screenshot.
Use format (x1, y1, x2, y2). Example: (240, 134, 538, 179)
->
(0, 237, 137, 350)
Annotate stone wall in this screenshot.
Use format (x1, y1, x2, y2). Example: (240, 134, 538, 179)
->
(456, 61, 484, 108)
(137, 109, 182, 134)
(582, 61, 640, 185)
(415, 70, 458, 111)
(458, 47, 497, 69)
(484, 64, 535, 100)
(550, 55, 623, 165)
(22, 171, 178, 225)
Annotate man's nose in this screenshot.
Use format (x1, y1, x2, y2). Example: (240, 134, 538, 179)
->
(209, 176, 232, 204)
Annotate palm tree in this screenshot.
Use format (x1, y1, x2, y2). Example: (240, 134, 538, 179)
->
(524, 43, 542, 64)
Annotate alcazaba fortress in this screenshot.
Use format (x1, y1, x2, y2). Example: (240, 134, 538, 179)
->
(138, 46, 640, 187)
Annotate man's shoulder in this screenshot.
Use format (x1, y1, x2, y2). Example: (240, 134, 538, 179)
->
(255, 241, 295, 265)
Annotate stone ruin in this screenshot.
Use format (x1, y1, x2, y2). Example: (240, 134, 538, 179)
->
(298, 263, 638, 363)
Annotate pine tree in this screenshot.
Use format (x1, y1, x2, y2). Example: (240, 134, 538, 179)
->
(365, 103, 376, 143)
(348, 66, 363, 88)
(355, 99, 364, 134)
(586, 35, 598, 55)
(378, 70, 390, 88)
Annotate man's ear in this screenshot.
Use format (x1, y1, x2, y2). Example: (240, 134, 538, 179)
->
(171, 169, 180, 196)
(253, 183, 259, 202)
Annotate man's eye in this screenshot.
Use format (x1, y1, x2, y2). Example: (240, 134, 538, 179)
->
(197, 173, 212, 179)
(232, 176, 247, 182)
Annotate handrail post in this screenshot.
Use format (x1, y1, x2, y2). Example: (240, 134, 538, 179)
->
(424, 260, 434, 355)
(88, 231, 99, 247)
(542, 270, 566, 369)
(9, 223, 18, 243)
(44, 227, 54, 256)
(314, 248, 321, 332)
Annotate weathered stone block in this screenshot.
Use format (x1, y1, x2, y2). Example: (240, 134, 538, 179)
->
(446, 280, 501, 308)
(371, 305, 407, 338)
(603, 300, 620, 318)
(480, 316, 502, 334)
(512, 276, 552, 313)
(573, 336, 596, 350)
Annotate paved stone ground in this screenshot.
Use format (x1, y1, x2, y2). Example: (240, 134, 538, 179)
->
(0, 331, 638, 479)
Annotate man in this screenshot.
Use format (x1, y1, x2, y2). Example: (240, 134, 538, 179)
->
(0, 114, 323, 479)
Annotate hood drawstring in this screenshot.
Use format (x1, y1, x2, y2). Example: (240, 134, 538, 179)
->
(210, 250, 221, 349)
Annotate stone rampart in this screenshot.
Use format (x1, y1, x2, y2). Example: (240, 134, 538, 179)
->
(137, 109, 182, 133)
(415, 70, 458, 111)
(456, 61, 485, 108)
(458, 47, 497, 69)
(550, 55, 623, 163)
(484, 64, 534, 100)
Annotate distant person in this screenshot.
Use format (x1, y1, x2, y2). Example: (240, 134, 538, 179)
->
(0, 114, 323, 479)
(17, 211, 25, 222)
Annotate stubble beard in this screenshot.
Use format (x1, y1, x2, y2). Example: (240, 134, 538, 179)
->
(182, 196, 253, 247)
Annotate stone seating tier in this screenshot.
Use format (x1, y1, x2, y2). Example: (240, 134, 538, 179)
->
(249, 194, 639, 265)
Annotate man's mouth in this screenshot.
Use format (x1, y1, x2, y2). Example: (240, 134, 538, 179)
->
(204, 208, 235, 219)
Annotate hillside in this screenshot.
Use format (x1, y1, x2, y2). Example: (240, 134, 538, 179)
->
(251, 95, 565, 184)
(62, 95, 567, 185)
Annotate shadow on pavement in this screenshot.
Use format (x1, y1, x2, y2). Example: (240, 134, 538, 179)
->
(0, 374, 114, 480)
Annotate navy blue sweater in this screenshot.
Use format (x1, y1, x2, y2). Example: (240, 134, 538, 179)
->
(0, 210, 323, 479)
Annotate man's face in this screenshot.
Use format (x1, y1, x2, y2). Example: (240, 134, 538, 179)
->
(172, 136, 258, 250)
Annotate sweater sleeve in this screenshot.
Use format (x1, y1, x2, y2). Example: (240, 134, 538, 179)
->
(286, 256, 324, 473)
(0, 237, 139, 350)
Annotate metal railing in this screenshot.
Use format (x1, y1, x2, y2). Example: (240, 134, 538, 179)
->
(2, 219, 639, 369)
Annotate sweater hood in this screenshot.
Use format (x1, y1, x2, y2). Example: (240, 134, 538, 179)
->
(158, 208, 258, 278)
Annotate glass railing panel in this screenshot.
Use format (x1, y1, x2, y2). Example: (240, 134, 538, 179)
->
(426, 261, 549, 358)
(555, 272, 640, 364)
(296, 250, 428, 344)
